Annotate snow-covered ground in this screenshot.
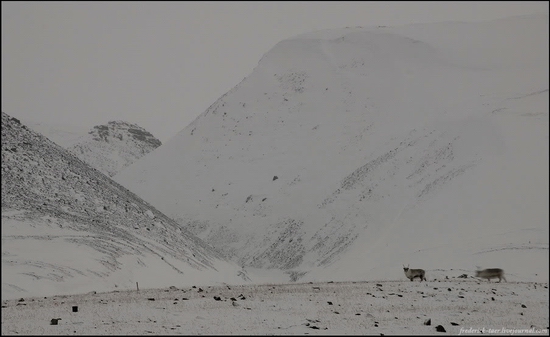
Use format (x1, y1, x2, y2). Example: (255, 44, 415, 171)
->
(2, 279, 548, 335)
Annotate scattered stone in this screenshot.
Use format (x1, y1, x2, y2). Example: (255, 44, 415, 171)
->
(424, 319, 431, 326)
(327, 301, 333, 305)
(50, 318, 61, 325)
(147, 298, 155, 301)
(521, 304, 527, 308)
(435, 325, 446, 332)
(451, 322, 459, 326)
(213, 296, 222, 301)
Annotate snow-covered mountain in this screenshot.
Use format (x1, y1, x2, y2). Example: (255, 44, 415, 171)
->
(114, 14, 549, 284)
(1, 112, 249, 300)
(23, 119, 162, 177)
(68, 120, 162, 177)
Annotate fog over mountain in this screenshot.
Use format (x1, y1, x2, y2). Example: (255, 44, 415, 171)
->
(1, 112, 249, 300)
(114, 14, 549, 283)
(23, 119, 162, 177)
(18, 119, 90, 148)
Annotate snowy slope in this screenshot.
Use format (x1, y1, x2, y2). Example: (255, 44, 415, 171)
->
(114, 14, 549, 283)
(1, 112, 250, 301)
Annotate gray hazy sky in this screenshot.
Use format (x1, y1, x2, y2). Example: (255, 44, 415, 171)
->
(2, 1, 548, 143)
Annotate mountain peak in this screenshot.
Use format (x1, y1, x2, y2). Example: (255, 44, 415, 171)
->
(67, 120, 162, 177)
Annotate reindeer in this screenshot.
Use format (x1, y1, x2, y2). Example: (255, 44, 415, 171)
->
(403, 264, 427, 282)
(475, 268, 506, 282)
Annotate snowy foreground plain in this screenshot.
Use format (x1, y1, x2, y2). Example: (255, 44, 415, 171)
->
(2, 279, 548, 335)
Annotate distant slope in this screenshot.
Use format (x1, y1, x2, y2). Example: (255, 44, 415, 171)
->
(68, 120, 162, 177)
(114, 14, 549, 283)
(1, 112, 249, 300)
(24, 119, 162, 177)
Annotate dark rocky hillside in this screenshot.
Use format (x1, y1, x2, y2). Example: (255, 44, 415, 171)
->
(1, 112, 248, 299)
